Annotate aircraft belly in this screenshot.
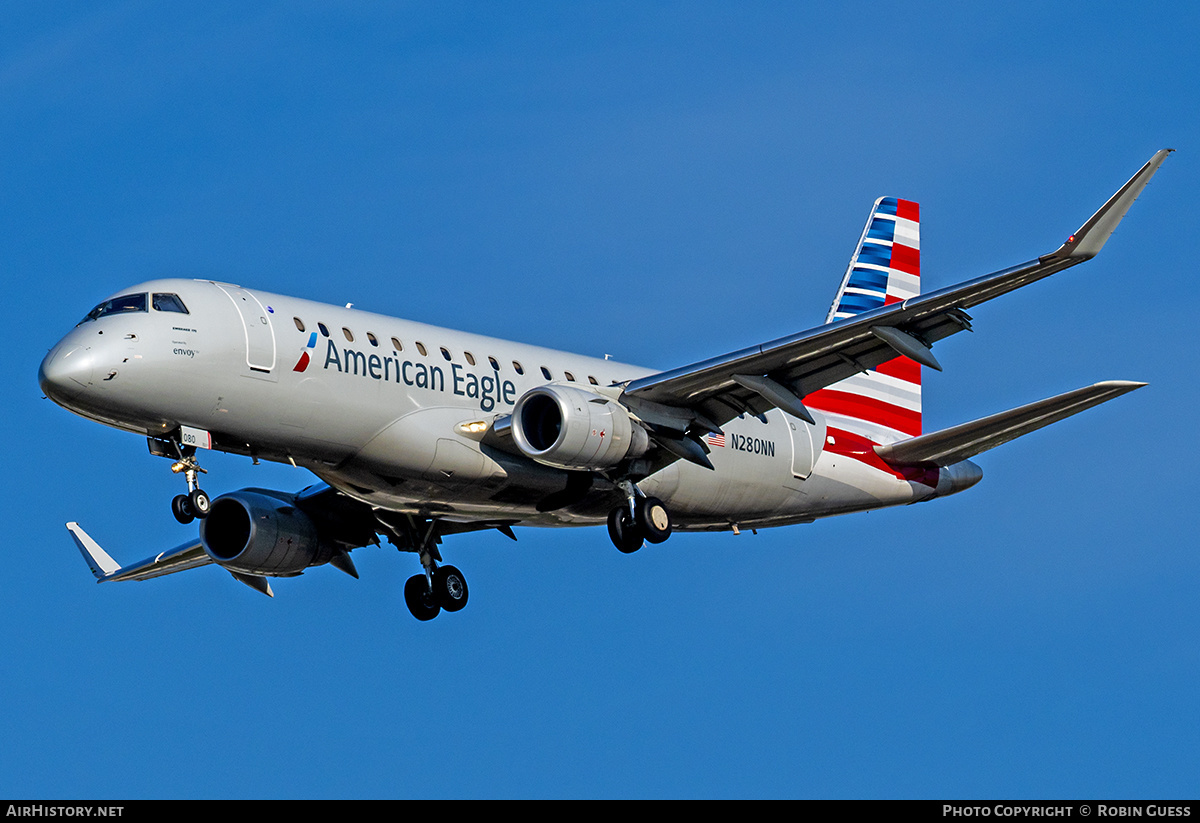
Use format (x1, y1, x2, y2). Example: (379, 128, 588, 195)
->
(351, 408, 500, 478)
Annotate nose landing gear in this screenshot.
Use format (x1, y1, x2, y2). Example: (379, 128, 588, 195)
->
(148, 436, 212, 525)
(169, 454, 211, 524)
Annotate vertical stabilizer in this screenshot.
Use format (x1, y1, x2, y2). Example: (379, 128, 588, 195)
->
(808, 197, 923, 444)
(825, 197, 921, 322)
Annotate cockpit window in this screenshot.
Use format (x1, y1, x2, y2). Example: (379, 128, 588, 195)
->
(79, 293, 147, 324)
(152, 293, 189, 314)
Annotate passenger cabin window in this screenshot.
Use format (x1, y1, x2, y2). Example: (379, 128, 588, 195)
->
(79, 293, 147, 324)
(293, 317, 306, 332)
(343, 327, 354, 343)
(464, 351, 476, 366)
(588, 376, 599, 385)
(440, 347, 452, 361)
(512, 361, 524, 375)
(391, 337, 403, 351)
(367, 332, 379, 347)
(488, 356, 500, 370)
(318, 323, 330, 337)
(152, 293, 189, 314)
(416, 342, 428, 356)
(540, 366, 552, 380)
(564, 371, 576, 382)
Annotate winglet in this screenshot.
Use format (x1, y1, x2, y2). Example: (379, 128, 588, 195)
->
(1046, 149, 1173, 261)
(67, 522, 121, 580)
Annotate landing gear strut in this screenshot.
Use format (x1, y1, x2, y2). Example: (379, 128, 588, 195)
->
(378, 512, 470, 621)
(149, 436, 212, 525)
(607, 480, 672, 553)
(170, 454, 211, 524)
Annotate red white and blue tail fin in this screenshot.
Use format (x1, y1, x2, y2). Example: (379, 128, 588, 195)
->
(825, 197, 921, 322)
(808, 197, 923, 445)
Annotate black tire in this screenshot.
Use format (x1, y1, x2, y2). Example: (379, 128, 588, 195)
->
(433, 565, 469, 612)
(607, 507, 643, 554)
(171, 494, 195, 525)
(404, 574, 441, 621)
(636, 497, 672, 544)
(189, 488, 211, 518)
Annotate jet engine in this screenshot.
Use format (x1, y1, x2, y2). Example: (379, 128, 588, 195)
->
(511, 385, 649, 471)
(200, 490, 334, 577)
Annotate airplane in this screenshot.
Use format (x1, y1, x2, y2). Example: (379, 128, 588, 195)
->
(40, 150, 1170, 621)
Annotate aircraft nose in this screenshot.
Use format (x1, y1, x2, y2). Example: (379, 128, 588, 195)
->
(38, 343, 95, 402)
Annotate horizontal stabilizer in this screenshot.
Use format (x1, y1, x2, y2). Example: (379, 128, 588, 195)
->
(66, 522, 212, 583)
(874, 380, 1145, 467)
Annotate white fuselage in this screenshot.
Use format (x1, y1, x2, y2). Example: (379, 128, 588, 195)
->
(40, 278, 972, 533)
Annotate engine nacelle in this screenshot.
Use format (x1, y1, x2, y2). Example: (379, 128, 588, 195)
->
(511, 385, 649, 471)
(200, 490, 332, 577)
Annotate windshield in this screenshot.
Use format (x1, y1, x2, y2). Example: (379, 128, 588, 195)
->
(152, 293, 189, 314)
(78, 293, 147, 325)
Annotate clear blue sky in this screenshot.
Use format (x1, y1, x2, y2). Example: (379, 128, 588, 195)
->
(3, 1, 1196, 799)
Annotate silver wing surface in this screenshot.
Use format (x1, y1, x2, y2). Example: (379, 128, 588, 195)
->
(620, 150, 1171, 435)
(68, 522, 212, 582)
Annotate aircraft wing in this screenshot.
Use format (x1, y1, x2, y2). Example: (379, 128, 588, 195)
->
(873, 380, 1146, 467)
(69, 521, 282, 596)
(621, 150, 1171, 436)
(68, 522, 212, 582)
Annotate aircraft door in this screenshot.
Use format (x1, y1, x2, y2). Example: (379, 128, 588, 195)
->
(215, 284, 277, 375)
(785, 411, 826, 480)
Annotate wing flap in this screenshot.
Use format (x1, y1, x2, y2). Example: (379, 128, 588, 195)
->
(873, 381, 1146, 467)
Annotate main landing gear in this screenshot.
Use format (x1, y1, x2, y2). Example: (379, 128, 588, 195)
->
(607, 480, 671, 553)
(404, 564, 469, 622)
(376, 512, 470, 622)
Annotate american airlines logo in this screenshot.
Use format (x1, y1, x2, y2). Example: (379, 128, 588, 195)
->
(293, 332, 318, 372)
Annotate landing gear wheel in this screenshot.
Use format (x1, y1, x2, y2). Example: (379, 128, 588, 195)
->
(171, 494, 195, 525)
(636, 497, 672, 544)
(608, 507, 644, 554)
(404, 574, 441, 621)
(188, 488, 211, 519)
(433, 565, 469, 612)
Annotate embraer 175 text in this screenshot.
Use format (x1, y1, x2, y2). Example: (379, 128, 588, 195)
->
(41, 151, 1170, 620)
